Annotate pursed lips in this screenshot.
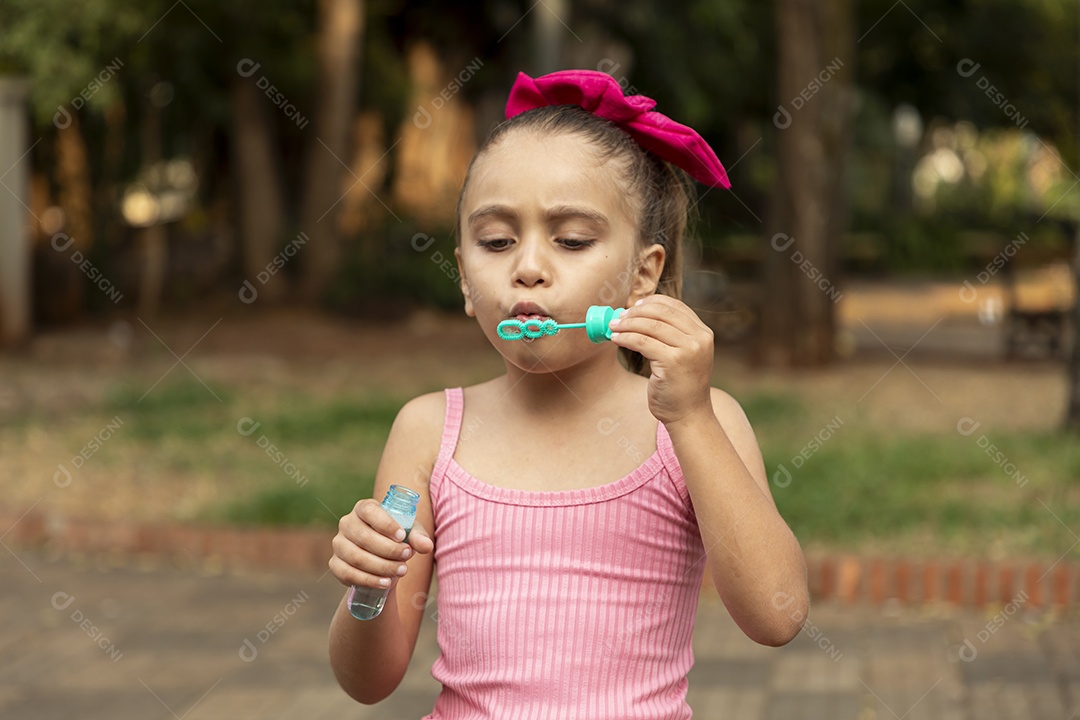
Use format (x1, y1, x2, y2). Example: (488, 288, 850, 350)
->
(509, 301, 551, 320)
(508, 302, 552, 343)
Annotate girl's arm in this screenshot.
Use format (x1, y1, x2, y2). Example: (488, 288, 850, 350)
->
(666, 387, 808, 646)
(609, 296, 809, 646)
(328, 393, 440, 703)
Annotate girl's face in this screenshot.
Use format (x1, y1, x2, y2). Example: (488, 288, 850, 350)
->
(455, 129, 664, 372)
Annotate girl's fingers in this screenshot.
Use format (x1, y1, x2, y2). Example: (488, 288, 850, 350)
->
(331, 533, 408, 581)
(356, 499, 409, 542)
(408, 524, 434, 554)
(610, 313, 688, 350)
(611, 306, 688, 341)
(338, 518, 402, 561)
(609, 330, 674, 360)
(329, 555, 401, 589)
(625, 296, 705, 334)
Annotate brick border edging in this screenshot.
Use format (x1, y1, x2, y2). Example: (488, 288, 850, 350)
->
(1, 511, 332, 575)
(3, 510, 1076, 608)
(804, 555, 1076, 608)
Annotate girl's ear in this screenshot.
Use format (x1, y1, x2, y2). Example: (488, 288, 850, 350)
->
(628, 243, 665, 305)
(454, 247, 476, 317)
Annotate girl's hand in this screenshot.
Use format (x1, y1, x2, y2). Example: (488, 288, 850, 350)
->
(330, 498, 434, 590)
(608, 295, 715, 428)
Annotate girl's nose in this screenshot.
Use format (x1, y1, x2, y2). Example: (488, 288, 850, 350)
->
(511, 240, 550, 287)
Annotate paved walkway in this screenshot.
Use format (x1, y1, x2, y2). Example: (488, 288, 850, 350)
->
(3, 548, 1078, 720)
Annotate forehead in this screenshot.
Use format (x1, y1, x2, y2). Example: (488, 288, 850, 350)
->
(462, 129, 637, 226)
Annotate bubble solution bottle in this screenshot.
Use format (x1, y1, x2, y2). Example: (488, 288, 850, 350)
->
(347, 484, 420, 621)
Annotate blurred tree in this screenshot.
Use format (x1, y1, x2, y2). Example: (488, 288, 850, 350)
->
(224, 0, 316, 304)
(757, 0, 855, 366)
(1066, 0, 1080, 433)
(534, 0, 569, 74)
(231, 75, 288, 303)
(0, 0, 145, 320)
(299, 0, 366, 301)
(0, 79, 31, 347)
(3, 0, 1078, 346)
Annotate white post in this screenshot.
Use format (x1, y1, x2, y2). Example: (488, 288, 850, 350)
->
(0, 78, 32, 347)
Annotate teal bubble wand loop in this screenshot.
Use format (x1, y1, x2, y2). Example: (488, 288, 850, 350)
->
(497, 305, 625, 343)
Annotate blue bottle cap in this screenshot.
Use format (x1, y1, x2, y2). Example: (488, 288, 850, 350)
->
(585, 305, 625, 343)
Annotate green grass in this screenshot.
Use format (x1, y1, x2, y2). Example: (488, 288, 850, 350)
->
(105, 378, 238, 441)
(752, 392, 1080, 557)
(206, 391, 403, 527)
(50, 380, 1080, 559)
(86, 376, 408, 527)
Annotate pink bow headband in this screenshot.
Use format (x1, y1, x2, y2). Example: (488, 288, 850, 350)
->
(505, 70, 731, 189)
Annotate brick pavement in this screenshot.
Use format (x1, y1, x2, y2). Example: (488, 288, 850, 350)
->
(2, 548, 1079, 720)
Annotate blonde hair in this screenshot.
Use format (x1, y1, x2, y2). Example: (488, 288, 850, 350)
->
(455, 104, 696, 377)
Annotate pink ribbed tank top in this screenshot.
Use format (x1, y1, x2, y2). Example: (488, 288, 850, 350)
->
(420, 387, 706, 720)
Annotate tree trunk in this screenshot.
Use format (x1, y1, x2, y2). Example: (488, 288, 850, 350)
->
(299, 0, 365, 302)
(1064, 0, 1080, 433)
(758, 0, 854, 367)
(1066, 226, 1080, 432)
(137, 101, 165, 318)
(533, 0, 568, 73)
(0, 78, 32, 347)
(54, 109, 95, 320)
(231, 78, 286, 302)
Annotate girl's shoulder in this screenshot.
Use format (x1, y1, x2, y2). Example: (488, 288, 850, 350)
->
(393, 389, 448, 442)
(383, 390, 451, 476)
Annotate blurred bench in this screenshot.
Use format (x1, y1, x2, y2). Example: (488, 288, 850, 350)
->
(961, 230, 1075, 360)
(1002, 258, 1073, 360)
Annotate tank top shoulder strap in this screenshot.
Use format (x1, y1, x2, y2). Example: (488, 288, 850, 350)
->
(429, 387, 464, 502)
(657, 421, 693, 511)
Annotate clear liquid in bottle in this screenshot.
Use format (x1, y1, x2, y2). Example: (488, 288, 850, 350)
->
(347, 484, 420, 620)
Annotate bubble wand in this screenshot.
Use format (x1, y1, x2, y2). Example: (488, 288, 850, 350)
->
(497, 305, 626, 343)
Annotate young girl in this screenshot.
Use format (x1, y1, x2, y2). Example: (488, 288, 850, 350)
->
(328, 69, 808, 718)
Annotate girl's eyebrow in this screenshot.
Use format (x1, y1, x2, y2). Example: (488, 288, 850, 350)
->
(543, 205, 609, 228)
(467, 204, 516, 226)
(467, 204, 609, 228)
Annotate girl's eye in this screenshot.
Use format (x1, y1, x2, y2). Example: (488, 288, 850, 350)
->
(478, 238, 512, 251)
(559, 238, 595, 250)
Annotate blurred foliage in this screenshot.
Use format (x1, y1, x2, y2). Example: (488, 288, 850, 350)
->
(328, 219, 465, 315)
(0, 0, 1076, 297)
